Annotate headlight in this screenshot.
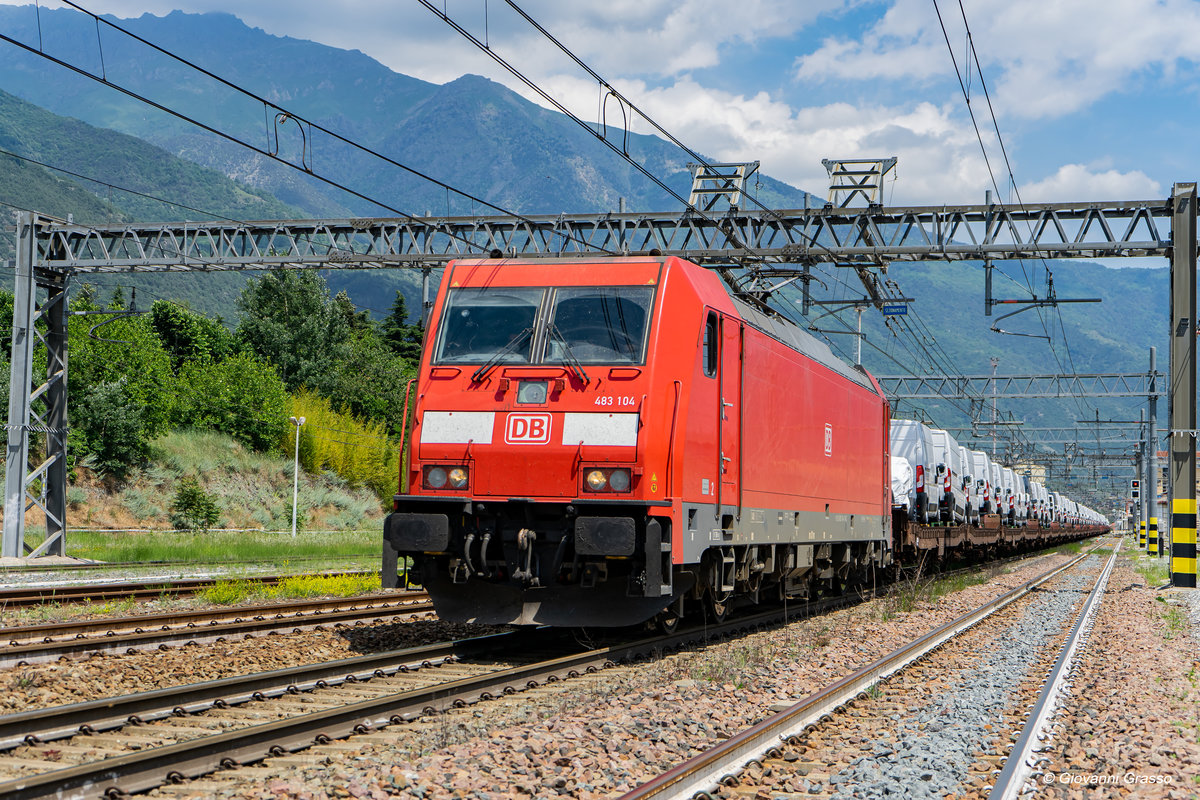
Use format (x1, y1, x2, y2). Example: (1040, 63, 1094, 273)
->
(423, 465, 469, 490)
(608, 469, 631, 492)
(426, 466, 448, 489)
(582, 467, 633, 493)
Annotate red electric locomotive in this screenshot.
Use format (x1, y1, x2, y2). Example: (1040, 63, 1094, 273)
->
(384, 255, 892, 628)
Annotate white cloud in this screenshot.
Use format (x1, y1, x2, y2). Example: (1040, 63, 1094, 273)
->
(28, 1, 833, 85)
(794, 0, 1200, 121)
(1018, 164, 1161, 202)
(7, 1, 1185, 206)
(540, 72, 1002, 204)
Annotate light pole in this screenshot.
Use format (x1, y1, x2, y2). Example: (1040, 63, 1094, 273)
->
(289, 416, 306, 537)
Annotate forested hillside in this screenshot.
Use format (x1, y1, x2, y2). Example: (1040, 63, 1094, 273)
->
(0, 6, 812, 219)
(0, 271, 423, 523)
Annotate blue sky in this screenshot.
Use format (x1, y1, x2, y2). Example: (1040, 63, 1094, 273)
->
(8, 0, 1199, 209)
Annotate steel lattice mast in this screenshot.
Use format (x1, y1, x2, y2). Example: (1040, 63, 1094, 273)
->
(4, 192, 1195, 558)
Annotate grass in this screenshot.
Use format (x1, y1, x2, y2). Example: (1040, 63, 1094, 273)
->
(1135, 557, 1170, 587)
(1160, 605, 1187, 640)
(98, 596, 139, 616)
(879, 564, 990, 620)
(196, 572, 382, 605)
(60, 529, 378, 564)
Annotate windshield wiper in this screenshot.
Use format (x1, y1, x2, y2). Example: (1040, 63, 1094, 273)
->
(471, 326, 533, 383)
(547, 324, 590, 385)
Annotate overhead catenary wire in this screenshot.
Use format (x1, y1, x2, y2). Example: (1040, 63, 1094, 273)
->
(1, 1, 618, 261)
(434, 1, 983, 400)
(9, 4, 1003, 431)
(12, 0, 959, 402)
(932, 0, 1094, 420)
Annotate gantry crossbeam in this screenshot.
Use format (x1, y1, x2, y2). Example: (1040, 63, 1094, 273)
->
(32, 197, 1175, 274)
(877, 372, 1163, 400)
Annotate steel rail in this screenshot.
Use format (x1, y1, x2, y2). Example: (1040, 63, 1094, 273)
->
(0, 629, 528, 751)
(0, 597, 432, 668)
(0, 554, 373, 574)
(0, 546, 1087, 799)
(615, 550, 1099, 800)
(1, 592, 429, 646)
(0, 572, 376, 608)
(0, 609, 791, 800)
(988, 541, 1121, 799)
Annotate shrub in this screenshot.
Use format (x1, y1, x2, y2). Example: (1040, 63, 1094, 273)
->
(73, 379, 150, 481)
(170, 476, 221, 532)
(288, 388, 397, 500)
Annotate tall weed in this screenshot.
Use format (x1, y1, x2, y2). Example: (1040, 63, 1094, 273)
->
(288, 389, 397, 501)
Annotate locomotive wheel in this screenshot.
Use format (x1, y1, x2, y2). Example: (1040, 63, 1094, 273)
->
(708, 591, 730, 623)
(654, 606, 681, 634)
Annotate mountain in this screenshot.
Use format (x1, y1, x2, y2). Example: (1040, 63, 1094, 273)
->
(0, 4, 1171, 488)
(0, 85, 321, 317)
(0, 7, 812, 219)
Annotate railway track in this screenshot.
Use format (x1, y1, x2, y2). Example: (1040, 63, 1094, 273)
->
(615, 540, 1118, 799)
(0, 586, 874, 800)
(0, 572, 378, 609)
(0, 592, 432, 667)
(0, 554, 373, 575)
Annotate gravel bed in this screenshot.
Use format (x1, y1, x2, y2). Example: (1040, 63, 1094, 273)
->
(1026, 552, 1200, 799)
(0, 618, 502, 715)
(823, 562, 1097, 799)
(145, 553, 1082, 799)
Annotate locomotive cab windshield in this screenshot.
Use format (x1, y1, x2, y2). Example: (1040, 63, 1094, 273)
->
(433, 284, 655, 367)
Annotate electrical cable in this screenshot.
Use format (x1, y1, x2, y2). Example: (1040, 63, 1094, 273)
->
(933, 0, 1094, 420)
(2, 2, 617, 260)
(471, 1, 983, 398)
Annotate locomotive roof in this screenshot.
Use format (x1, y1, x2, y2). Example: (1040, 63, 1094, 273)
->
(725, 292, 878, 393)
(443, 256, 878, 394)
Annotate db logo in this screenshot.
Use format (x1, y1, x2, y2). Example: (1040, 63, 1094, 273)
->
(824, 423, 833, 457)
(505, 413, 552, 444)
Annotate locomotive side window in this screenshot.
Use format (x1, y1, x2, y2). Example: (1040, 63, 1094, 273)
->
(433, 287, 543, 364)
(544, 287, 654, 365)
(703, 312, 718, 377)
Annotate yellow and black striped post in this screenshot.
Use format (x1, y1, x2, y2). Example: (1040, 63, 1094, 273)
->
(1148, 516, 1158, 556)
(1140, 520, 1146, 549)
(1172, 499, 1197, 587)
(1170, 183, 1197, 588)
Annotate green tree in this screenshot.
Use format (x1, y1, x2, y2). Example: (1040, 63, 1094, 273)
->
(333, 290, 373, 335)
(68, 310, 175, 471)
(235, 270, 351, 392)
(321, 334, 415, 436)
(174, 352, 289, 452)
(149, 300, 234, 371)
(72, 378, 148, 481)
(107, 286, 127, 310)
(381, 290, 425, 363)
(170, 476, 221, 532)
